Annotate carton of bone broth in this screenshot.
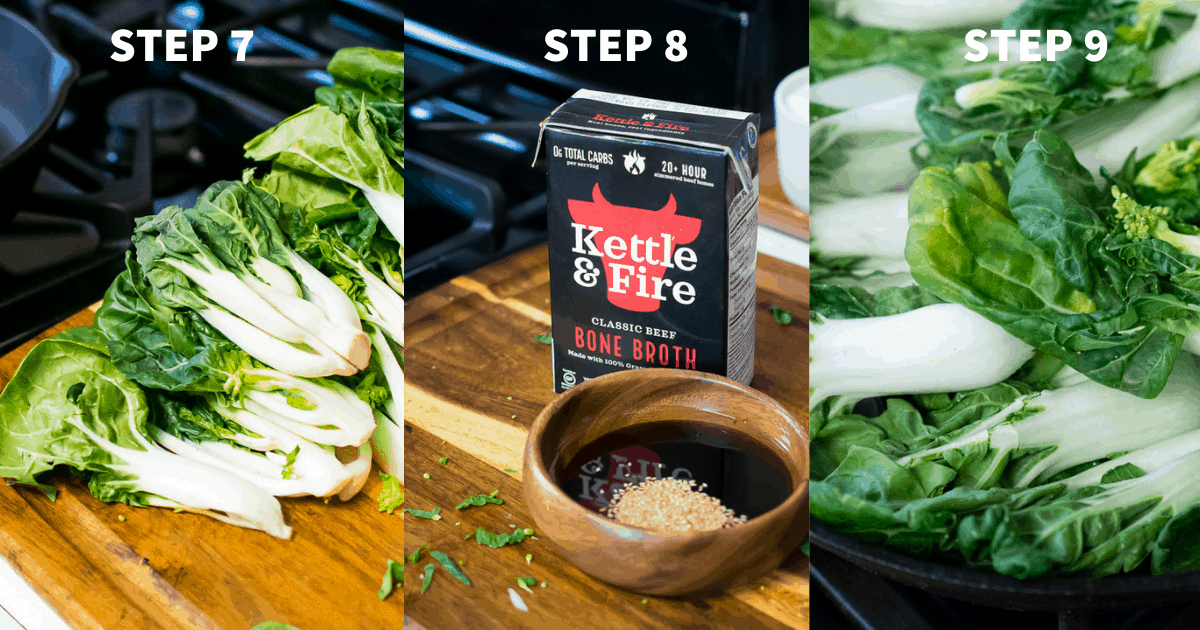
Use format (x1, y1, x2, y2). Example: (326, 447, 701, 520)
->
(539, 89, 759, 392)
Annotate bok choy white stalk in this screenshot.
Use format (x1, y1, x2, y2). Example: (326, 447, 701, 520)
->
(134, 181, 369, 378)
(810, 302, 1035, 408)
(0, 329, 292, 539)
(898, 355, 1200, 488)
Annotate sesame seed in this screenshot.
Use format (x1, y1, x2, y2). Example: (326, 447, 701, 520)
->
(604, 477, 748, 533)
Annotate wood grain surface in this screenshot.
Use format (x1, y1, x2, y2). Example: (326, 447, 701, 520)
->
(0, 308, 406, 630)
(403, 245, 809, 629)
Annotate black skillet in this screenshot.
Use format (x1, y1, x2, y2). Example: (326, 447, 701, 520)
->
(0, 6, 78, 226)
(813, 521, 1200, 613)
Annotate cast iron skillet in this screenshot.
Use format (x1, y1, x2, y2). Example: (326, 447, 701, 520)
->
(813, 521, 1200, 611)
(0, 6, 78, 226)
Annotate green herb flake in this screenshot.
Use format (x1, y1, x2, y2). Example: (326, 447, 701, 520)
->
(464, 527, 528, 548)
(377, 559, 403, 600)
(439, 457, 449, 465)
(280, 445, 301, 479)
(421, 563, 436, 594)
(540, 581, 547, 588)
(405, 507, 442, 520)
(423, 473, 430, 479)
(511, 415, 517, 419)
(769, 305, 793, 325)
(503, 468, 518, 473)
(535, 333, 552, 344)
(525, 553, 532, 565)
(430, 550, 472, 586)
(250, 623, 300, 630)
(408, 546, 428, 564)
(522, 528, 534, 535)
(378, 472, 404, 514)
(455, 492, 504, 510)
(515, 576, 536, 593)
(506, 396, 513, 400)
(641, 599, 648, 604)
(118, 515, 126, 522)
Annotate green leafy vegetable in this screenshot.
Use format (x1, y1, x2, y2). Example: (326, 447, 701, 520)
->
(515, 576, 536, 593)
(769, 305, 793, 325)
(377, 559, 403, 600)
(464, 527, 527, 548)
(408, 545, 427, 564)
(405, 508, 442, 520)
(280, 445, 300, 480)
(378, 472, 404, 514)
(455, 491, 503, 510)
(245, 103, 403, 247)
(421, 563, 435, 594)
(0, 330, 291, 538)
(430, 551, 471, 586)
(535, 333, 552, 344)
(905, 132, 1198, 398)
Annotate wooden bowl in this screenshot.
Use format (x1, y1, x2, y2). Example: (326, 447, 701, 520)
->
(522, 368, 808, 596)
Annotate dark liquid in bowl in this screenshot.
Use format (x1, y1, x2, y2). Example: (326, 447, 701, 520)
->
(554, 421, 793, 521)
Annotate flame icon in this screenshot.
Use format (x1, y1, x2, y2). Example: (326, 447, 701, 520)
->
(623, 150, 646, 175)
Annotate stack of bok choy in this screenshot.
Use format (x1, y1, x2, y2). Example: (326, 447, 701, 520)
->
(0, 47, 403, 539)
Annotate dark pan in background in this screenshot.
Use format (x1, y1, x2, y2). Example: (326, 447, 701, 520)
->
(0, 5, 78, 226)
(814, 521, 1200, 629)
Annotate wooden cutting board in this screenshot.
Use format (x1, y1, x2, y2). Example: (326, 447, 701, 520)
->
(0, 307, 406, 630)
(403, 244, 809, 629)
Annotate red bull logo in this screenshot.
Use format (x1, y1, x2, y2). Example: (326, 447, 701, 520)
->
(567, 184, 702, 312)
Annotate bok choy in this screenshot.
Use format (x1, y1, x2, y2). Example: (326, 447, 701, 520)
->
(0, 329, 291, 538)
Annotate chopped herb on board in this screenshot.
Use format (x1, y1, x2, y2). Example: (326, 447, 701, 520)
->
(250, 623, 300, 630)
(503, 468, 518, 473)
(515, 576, 536, 593)
(431, 551, 472, 585)
(439, 457, 449, 465)
(408, 546, 428, 564)
(405, 507, 442, 520)
(421, 563, 436, 593)
(770, 305, 793, 325)
(455, 491, 503, 510)
(464, 527, 527, 548)
(535, 333, 552, 344)
(377, 559, 403, 600)
(378, 472, 404, 514)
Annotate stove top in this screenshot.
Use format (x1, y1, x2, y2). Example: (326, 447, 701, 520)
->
(403, 24, 574, 295)
(0, 0, 401, 356)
